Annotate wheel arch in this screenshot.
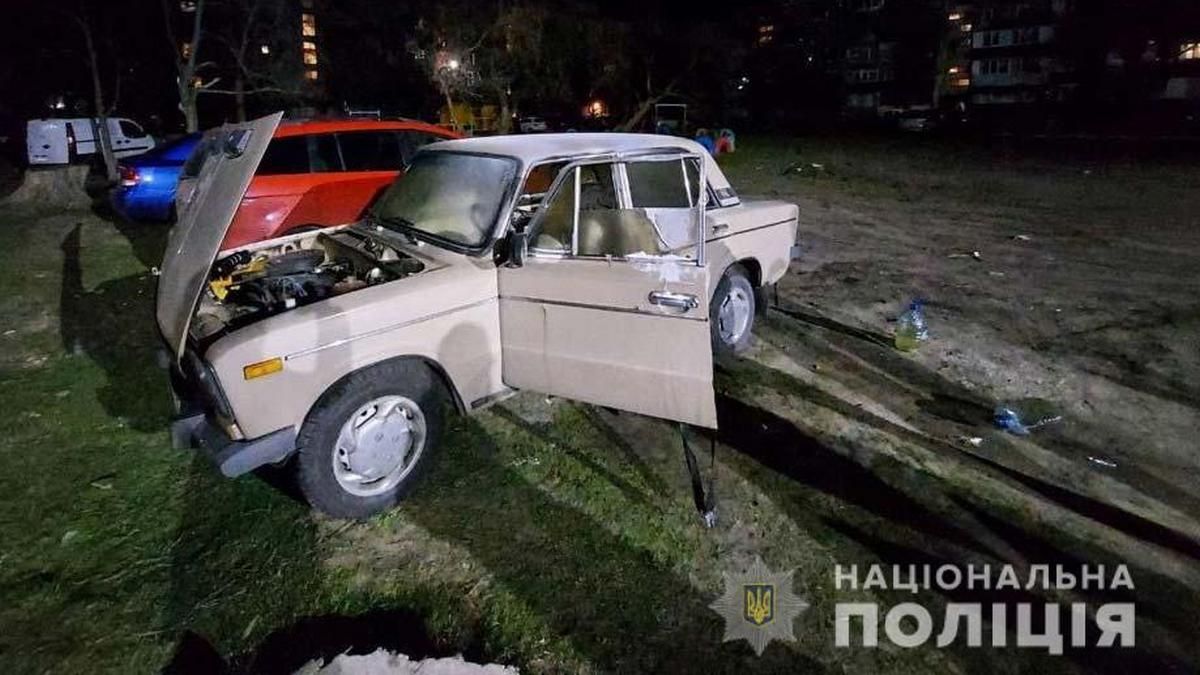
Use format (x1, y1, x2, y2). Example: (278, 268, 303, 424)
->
(302, 354, 467, 429)
(730, 257, 763, 287)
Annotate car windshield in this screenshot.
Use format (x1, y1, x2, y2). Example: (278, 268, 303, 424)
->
(370, 151, 517, 249)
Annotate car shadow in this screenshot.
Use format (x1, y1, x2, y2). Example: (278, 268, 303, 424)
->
(59, 223, 172, 431)
(89, 194, 171, 270)
(398, 414, 827, 673)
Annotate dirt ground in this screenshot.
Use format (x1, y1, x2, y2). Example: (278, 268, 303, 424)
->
(2, 136, 1199, 674)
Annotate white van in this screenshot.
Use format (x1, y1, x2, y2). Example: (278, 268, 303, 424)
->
(26, 117, 156, 165)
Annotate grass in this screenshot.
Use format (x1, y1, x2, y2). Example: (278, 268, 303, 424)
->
(1, 136, 1197, 673)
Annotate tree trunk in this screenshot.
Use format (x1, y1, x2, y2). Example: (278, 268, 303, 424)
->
(181, 84, 200, 133)
(497, 93, 512, 134)
(618, 97, 657, 132)
(79, 18, 118, 183)
(234, 76, 247, 122)
(440, 78, 460, 133)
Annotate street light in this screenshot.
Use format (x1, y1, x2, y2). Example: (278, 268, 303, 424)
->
(447, 58, 460, 71)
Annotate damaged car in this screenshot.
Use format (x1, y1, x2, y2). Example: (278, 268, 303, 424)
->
(159, 112, 799, 518)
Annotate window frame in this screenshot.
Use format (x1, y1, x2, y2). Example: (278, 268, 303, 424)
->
(521, 150, 707, 265)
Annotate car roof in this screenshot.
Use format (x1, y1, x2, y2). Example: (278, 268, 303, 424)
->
(421, 133, 732, 190)
(274, 118, 456, 138)
(423, 132, 708, 164)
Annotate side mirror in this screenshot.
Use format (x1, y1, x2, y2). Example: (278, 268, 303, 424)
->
(506, 228, 528, 268)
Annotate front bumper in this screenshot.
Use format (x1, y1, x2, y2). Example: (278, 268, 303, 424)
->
(170, 413, 296, 477)
(168, 354, 295, 477)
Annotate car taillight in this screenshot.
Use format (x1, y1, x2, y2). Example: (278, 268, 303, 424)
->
(119, 165, 139, 187)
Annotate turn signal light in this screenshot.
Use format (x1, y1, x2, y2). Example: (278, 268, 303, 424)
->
(243, 357, 283, 380)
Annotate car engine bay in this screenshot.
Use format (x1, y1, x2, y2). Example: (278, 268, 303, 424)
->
(191, 228, 425, 342)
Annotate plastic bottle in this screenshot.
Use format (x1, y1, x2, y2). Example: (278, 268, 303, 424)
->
(894, 299, 929, 352)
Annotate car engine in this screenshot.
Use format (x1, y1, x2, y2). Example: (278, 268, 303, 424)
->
(192, 228, 424, 342)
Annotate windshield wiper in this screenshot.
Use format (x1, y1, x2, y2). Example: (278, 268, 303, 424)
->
(367, 213, 419, 244)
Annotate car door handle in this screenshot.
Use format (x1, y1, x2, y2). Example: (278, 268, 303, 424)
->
(711, 222, 729, 232)
(648, 290, 698, 311)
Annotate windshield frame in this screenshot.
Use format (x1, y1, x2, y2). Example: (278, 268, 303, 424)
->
(369, 149, 522, 256)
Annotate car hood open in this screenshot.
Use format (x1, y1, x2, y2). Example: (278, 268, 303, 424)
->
(156, 112, 281, 360)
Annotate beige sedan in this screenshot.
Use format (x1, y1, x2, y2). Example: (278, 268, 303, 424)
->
(159, 114, 799, 518)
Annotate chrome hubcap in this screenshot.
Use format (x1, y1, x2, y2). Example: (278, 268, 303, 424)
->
(332, 395, 426, 497)
(718, 286, 752, 345)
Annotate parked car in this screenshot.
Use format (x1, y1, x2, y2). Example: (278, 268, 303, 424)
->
(111, 134, 201, 221)
(518, 116, 548, 133)
(179, 118, 460, 251)
(26, 117, 156, 165)
(160, 113, 799, 518)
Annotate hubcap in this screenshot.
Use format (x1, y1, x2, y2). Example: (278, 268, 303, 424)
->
(332, 395, 426, 497)
(717, 286, 752, 345)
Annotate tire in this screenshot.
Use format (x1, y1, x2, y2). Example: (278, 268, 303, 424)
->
(295, 360, 444, 519)
(710, 265, 756, 357)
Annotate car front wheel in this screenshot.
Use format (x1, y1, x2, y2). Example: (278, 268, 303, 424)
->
(711, 265, 756, 356)
(295, 360, 443, 519)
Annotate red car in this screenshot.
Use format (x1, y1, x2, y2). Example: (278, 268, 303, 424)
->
(220, 119, 459, 250)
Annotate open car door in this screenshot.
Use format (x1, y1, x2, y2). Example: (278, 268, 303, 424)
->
(498, 150, 716, 428)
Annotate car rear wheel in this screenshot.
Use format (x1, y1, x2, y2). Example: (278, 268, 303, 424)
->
(711, 265, 756, 357)
(295, 360, 443, 519)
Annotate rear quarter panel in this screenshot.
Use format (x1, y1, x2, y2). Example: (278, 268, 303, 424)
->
(704, 200, 799, 298)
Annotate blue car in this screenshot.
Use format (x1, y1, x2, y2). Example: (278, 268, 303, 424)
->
(112, 133, 200, 221)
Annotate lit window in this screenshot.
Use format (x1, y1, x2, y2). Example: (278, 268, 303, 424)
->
(304, 51, 318, 65)
(757, 24, 775, 45)
(948, 66, 960, 74)
(305, 69, 319, 81)
(1181, 43, 1200, 60)
(301, 13, 317, 37)
(260, 44, 270, 55)
(303, 41, 317, 51)
(181, 41, 191, 59)
(948, 12, 962, 21)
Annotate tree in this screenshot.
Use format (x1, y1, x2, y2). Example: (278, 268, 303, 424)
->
(206, 0, 304, 121)
(159, 0, 302, 131)
(71, 8, 121, 182)
(413, 0, 566, 134)
(160, 0, 209, 132)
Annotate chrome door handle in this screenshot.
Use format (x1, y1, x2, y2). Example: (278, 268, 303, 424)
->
(649, 290, 699, 311)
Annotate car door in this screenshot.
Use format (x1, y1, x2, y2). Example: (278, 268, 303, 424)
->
(109, 119, 154, 157)
(497, 152, 717, 428)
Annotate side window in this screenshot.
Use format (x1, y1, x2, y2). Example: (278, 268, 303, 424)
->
(529, 163, 666, 258)
(576, 162, 663, 257)
(338, 131, 403, 171)
(625, 157, 703, 252)
(118, 120, 147, 139)
(256, 137, 309, 175)
(528, 164, 575, 252)
(627, 159, 690, 208)
(309, 133, 342, 172)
